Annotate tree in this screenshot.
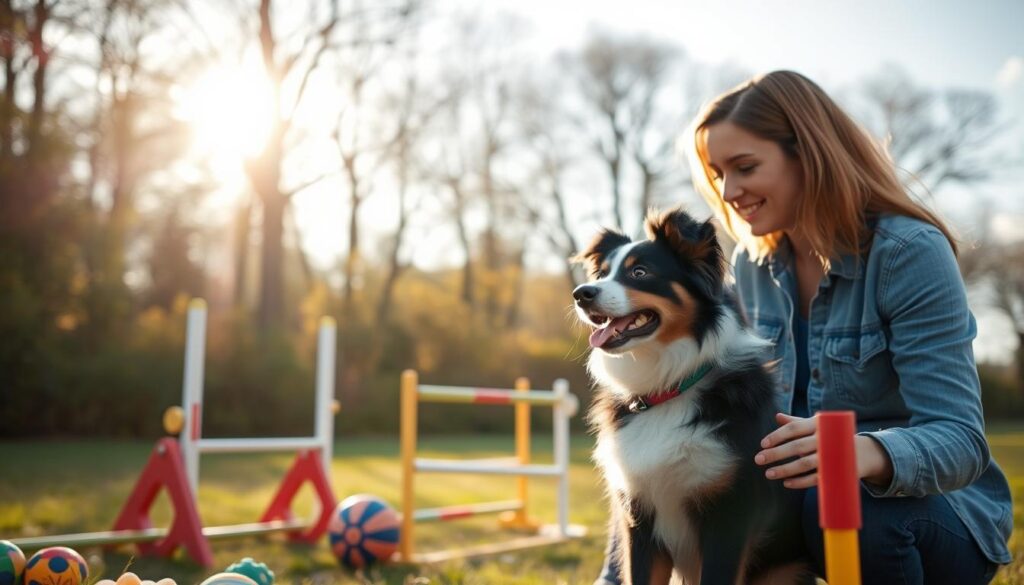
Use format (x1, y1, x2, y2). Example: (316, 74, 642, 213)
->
(855, 65, 1001, 192)
(232, 0, 417, 331)
(560, 32, 684, 233)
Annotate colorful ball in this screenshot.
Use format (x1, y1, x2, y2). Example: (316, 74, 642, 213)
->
(24, 547, 88, 585)
(0, 541, 26, 585)
(163, 406, 185, 435)
(225, 558, 274, 585)
(198, 573, 257, 585)
(327, 494, 400, 569)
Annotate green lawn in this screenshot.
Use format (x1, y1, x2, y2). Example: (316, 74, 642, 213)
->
(1, 431, 1021, 584)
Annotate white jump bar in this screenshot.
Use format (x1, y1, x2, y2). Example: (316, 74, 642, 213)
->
(415, 458, 563, 477)
(196, 437, 323, 453)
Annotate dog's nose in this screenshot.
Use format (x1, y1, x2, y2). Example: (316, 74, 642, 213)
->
(573, 284, 599, 305)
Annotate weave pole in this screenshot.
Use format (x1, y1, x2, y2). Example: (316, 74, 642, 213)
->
(817, 411, 862, 585)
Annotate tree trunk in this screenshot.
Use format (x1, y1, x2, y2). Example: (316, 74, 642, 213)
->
(249, 0, 287, 331)
(0, 0, 15, 163)
(25, 0, 48, 167)
(342, 162, 361, 319)
(376, 157, 410, 324)
(450, 183, 475, 308)
(1016, 330, 1024, 398)
(233, 200, 252, 307)
(257, 186, 286, 330)
(504, 243, 526, 329)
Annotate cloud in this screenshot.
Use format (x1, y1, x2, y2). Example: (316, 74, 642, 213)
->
(996, 56, 1023, 88)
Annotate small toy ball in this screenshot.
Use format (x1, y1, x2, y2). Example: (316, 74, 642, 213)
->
(0, 540, 26, 585)
(163, 406, 185, 435)
(97, 576, 176, 585)
(199, 573, 257, 585)
(225, 558, 274, 585)
(327, 494, 401, 569)
(115, 572, 142, 585)
(24, 547, 88, 585)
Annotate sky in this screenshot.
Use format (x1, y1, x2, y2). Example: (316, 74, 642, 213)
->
(182, 0, 1023, 362)
(437, 0, 1024, 364)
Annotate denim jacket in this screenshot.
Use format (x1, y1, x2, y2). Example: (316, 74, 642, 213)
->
(732, 214, 1012, 564)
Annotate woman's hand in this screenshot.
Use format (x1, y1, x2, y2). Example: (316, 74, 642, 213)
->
(754, 413, 895, 489)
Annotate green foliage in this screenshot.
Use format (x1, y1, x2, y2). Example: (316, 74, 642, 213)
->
(980, 362, 1024, 420)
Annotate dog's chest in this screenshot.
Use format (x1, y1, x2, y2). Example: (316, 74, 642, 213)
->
(594, 393, 736, 504)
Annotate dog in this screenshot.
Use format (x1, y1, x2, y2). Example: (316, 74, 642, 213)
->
(572, 208, 812, 585)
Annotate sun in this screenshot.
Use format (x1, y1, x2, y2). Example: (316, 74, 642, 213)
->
(176, 61, 276, 161)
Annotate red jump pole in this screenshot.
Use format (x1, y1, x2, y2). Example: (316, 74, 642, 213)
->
(817, 411, 862, 585)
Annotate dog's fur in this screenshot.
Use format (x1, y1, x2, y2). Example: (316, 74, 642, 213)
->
(572, 209, 812, 585)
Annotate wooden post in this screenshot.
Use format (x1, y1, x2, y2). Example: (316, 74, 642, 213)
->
(399, 369, 418, 561)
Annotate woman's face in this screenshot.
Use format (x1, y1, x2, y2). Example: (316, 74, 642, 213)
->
(704, 121, 803, 237)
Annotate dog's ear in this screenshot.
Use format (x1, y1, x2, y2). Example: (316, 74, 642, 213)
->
(570, 228, 631, 280)
(644, 208, 725, 297)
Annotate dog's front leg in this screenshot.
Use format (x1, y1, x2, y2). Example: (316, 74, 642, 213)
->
(696, 489, 750, 585)
(619, 498, 669, 585)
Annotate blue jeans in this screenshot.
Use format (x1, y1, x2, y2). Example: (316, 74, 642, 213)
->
(596, 487, 999, 584)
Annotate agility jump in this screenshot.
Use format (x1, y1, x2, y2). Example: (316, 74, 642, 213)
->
(398, 370, 586, 563)
(10, 300, 340, 567)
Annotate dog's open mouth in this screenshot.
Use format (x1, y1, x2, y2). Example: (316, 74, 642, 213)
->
(587, 309, 660, 349)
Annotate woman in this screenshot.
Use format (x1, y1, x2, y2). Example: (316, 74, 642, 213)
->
(596, 70, 1011, 585)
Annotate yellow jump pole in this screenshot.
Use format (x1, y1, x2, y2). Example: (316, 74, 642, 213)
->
(399, 369, 418, 561)
(508, 377, 531, 528)
(498, 377, 539, 530)
(818, 411, 862, 585)
(515, 377, 530, 526)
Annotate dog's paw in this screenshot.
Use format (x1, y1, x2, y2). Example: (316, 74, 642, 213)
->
(592, 580, 619, 585)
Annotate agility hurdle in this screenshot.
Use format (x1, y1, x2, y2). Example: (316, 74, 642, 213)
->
(399, 369, 585, 564)
(10, 300, 340, 567)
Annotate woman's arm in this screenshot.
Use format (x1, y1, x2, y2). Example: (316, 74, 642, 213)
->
(862, 226, 990, 497)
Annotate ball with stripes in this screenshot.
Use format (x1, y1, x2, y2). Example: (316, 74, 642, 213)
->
(327, 494, 400, 568)
(24, 547, 88, 585)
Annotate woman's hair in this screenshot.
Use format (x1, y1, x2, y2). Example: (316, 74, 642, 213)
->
(686, 70, 957, 265)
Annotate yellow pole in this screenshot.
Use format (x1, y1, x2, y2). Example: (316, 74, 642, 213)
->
(513, 377, 530, 527)
(399, 369, 418, 561)
(824, 529, 861, 585)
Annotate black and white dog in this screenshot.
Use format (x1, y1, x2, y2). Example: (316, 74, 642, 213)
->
(573, 208, 812, 585)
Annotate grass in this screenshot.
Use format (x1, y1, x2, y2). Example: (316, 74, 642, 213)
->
(1, 430, 1022, 584)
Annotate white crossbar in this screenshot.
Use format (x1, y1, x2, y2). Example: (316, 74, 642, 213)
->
(196, 437, 324, 453)
(179, 301, 337, 496)
(415, 458, 563, 477)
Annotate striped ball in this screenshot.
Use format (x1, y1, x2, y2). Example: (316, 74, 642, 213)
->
(327, 495, 400, 568)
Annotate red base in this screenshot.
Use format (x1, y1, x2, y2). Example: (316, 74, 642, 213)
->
(259, 449, 337, 542)
(111, 438, 214, 566)
(112, 441, 336, 565)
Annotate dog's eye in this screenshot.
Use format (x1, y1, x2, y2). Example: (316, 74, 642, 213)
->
(631, 266, 648, 279)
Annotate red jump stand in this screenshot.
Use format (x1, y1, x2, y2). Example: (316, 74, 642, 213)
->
(111, 439, 336, 566)
(260, 449, 338, 542)
(111, 438, 214, 566)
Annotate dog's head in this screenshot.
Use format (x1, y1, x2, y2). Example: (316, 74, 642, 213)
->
(572, 208, 726, 356)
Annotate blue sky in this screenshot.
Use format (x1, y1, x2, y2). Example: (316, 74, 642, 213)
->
(494, 0, 1023, 92)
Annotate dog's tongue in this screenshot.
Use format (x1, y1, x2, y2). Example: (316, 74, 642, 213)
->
(589, 314, 636, 348)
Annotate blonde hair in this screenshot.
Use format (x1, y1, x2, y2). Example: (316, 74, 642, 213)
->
(686, 70, 957, 266)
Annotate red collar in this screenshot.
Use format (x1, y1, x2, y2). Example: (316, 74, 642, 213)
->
(627, 363, 713, 413)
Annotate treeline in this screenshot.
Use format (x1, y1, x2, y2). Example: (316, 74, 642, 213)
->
(2, 1, 1021, 437)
